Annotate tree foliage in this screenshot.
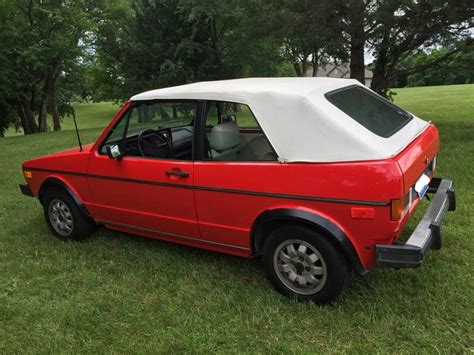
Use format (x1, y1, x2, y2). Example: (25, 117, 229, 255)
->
(253, 0, 347, 77)
(0, 0, 93, 135)
(392, 46, 474, 87)
(0, 0, 472, 136)
(368, 0, 473, 95)
(91, 0, 285, 101)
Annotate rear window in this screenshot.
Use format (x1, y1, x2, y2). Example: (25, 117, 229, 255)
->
(325, 85, 412, 138)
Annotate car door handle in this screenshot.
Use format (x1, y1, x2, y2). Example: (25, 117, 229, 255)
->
(165, 170, 189, 178)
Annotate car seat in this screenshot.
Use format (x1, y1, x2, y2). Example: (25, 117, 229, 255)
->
(208, 121, 241, 160)
(237, 135, 276, 161)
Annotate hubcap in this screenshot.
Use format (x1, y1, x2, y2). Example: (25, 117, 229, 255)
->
(273, 239, 327, 295)
(48, 199, 73, 237)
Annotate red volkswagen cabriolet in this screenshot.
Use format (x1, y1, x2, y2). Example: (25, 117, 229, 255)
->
(20, 78, 455, 303)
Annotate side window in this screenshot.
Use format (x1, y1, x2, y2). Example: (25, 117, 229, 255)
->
(104, 109, 130, 144)
(202, 101, 276, 162)
(101, 101, 196, 160)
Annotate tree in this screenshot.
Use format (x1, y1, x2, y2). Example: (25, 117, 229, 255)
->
(0, 0, 93, 136)
(339, 0, 381, 84)
(91, 0, 284, 101)
(254, 0, 347, 77)
(368, 0, 473, 95)
(393, 46, 474, 87)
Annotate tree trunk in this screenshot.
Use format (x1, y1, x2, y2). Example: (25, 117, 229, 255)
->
(370, 72, 390, 96)
(301, 59, 308, 77)
(350, 40, 365, 84)
(50, 70, 61, 131)
(348, 3, 366, 84)
(38, 72, 50, 132)
(17, 105, 29, 134)
(158, 104, 170, 121)
(52, 110, 61, 131)
(209, 15, 223, 74)
(38, 97, 48, 132)
(370, 36, 390, 95)
(293, 62, 303, 77)
(137, 104, 151, 123)
(50, 93, 61, 131)
(17, 99, 38, 134)
(312, 50, 319, 77)
(38, 65, 57, 132)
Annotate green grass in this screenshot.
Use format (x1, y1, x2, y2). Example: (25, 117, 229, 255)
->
(0, 84, 473, 352)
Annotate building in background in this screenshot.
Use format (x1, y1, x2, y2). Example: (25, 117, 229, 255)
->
(306, 64, 373, 87)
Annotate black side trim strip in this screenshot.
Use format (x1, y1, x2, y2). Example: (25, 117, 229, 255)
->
(26, 167, 389, 206)
(194, 186, 388, 206)
(98, 219, 251, 251)
(27, 167, 193, 190)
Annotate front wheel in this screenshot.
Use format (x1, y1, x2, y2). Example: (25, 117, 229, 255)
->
(262, 225, 350, 304)
(42, 189, 96, 241)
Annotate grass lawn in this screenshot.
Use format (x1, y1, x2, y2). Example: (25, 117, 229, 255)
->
(0, 84, 473, 352)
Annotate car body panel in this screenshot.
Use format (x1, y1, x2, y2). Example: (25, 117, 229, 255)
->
(22, 146, 93, 204)
(87, 153, 198, 238)
(395, 123, 439, 191)
(193, 160, 405, 269)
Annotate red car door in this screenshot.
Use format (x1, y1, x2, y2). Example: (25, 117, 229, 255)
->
(87, 100, 199, 239)
(193, 101, 279, 253)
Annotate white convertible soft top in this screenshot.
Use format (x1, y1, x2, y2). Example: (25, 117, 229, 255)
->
(131, 78, 428, 163)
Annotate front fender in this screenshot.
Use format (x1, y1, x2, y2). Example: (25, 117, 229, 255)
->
(38, 177, 91, 218)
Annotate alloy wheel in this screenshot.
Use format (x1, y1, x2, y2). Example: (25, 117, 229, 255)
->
(273, 239, 328, 295)
(48, 199, 74, 237)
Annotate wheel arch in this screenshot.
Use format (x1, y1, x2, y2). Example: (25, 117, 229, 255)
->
(38, 177, 91, 218)
(251, 208, 368, 275)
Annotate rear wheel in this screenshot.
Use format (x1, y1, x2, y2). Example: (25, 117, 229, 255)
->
(262, 224, 350, 304)
(42, 189, 96, 241)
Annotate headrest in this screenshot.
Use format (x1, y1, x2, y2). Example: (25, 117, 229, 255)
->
(209, 121, 240, 151)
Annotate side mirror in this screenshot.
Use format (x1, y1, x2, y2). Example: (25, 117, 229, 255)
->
(106, 144, 123, 160)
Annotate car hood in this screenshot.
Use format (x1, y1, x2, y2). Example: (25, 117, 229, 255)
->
(37, 143, 94, 159)
(22, 143, 94, 172)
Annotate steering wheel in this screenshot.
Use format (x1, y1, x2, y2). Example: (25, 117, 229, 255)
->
(137, 128, 174, 158)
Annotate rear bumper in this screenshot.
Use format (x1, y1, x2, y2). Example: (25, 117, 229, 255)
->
(376, 178, 456, 268)
(19, 183, 34, 197)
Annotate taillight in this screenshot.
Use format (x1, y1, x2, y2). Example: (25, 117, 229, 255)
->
(390, 191, 411, 221)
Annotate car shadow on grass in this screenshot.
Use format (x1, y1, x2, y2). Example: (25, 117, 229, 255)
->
(79, 226, 434, 306)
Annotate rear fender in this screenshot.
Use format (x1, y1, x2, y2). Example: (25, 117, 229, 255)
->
(251, 208, 367, 275)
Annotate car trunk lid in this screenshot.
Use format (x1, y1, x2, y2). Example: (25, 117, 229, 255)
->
(395, 123, 439, 194)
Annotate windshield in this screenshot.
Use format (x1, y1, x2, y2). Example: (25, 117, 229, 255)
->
(325, 85, 412, 138)
(126, 102, 195, 137)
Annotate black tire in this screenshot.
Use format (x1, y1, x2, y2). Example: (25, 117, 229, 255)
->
(262, 224, 350, 304)
(42, 188, 96, 241)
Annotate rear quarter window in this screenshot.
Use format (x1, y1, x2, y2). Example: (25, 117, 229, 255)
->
(325, 85, 412, 138)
